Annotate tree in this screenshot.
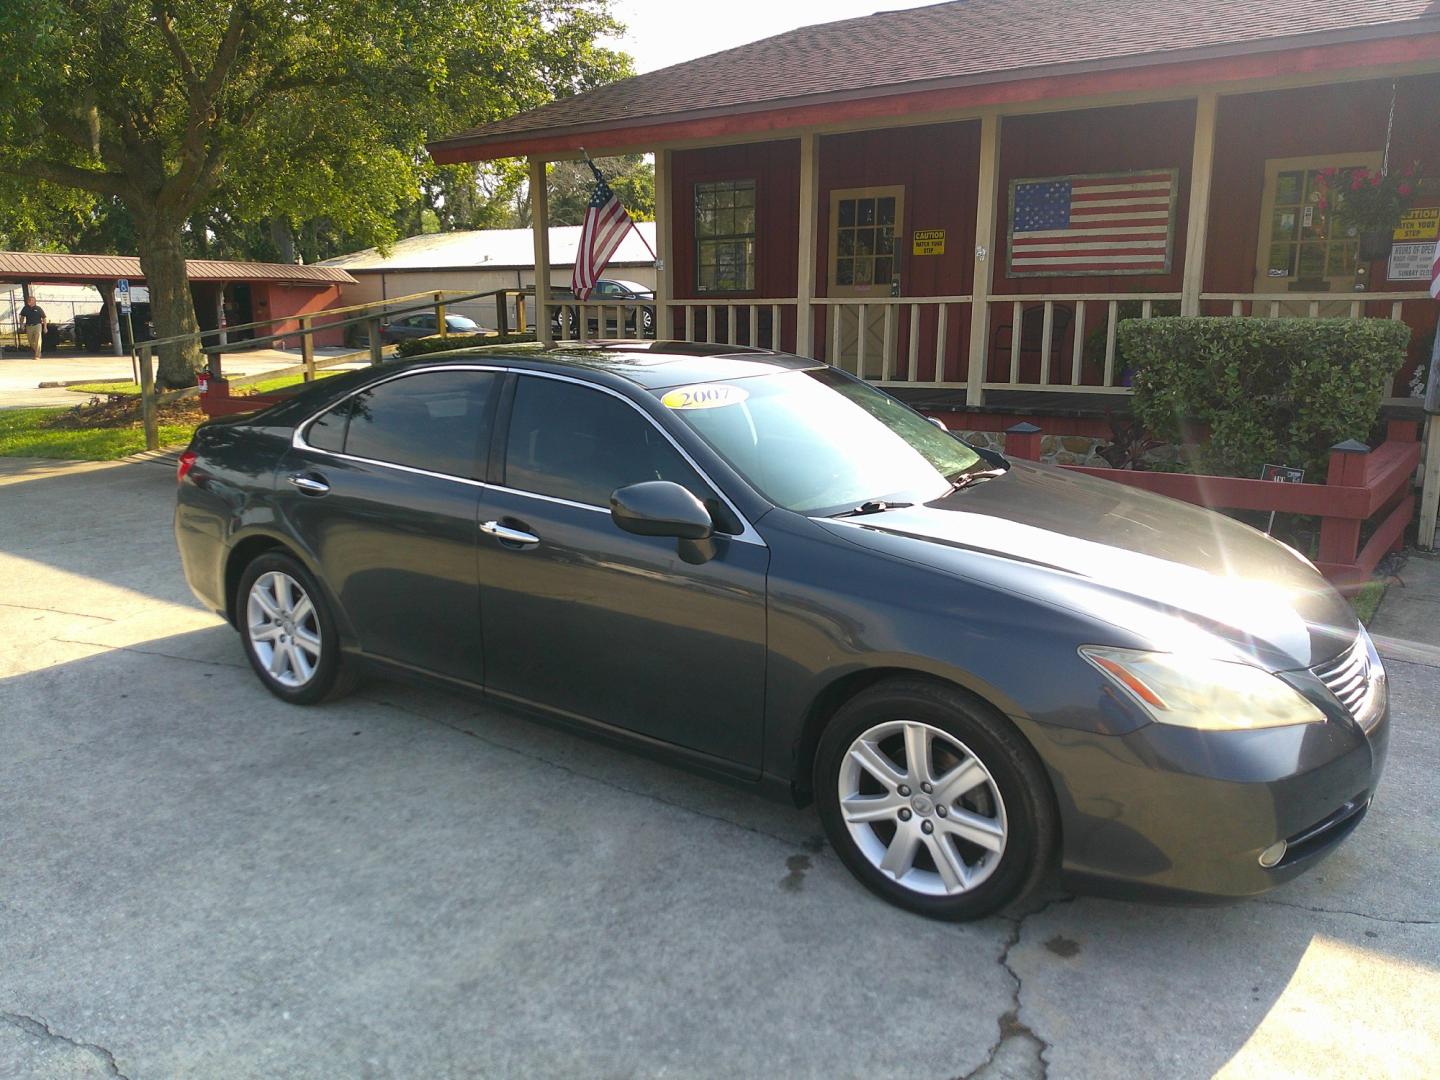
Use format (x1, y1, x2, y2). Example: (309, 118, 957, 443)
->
(0, 1, 630, 386)
(545, 155, 655, 225)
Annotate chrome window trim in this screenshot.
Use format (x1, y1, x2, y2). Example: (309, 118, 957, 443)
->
(290, 362, 766, 546)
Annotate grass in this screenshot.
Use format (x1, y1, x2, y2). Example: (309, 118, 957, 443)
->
(66, 369, 341, 397)
(0, 407, 196, 460)
(1349, 579, 1388, 626)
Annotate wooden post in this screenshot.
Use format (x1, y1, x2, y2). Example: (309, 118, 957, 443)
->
(496, 292, 510, 336)
(1005, 420, 1041, 461)
(515, 293, 527, 334)
(1318, 439, 1370, 567)
(102, 281, 124, 357)
(299, 315, 315, 381)
(795, 132, 820, 358)
(1418, 327, 1440, 549)
(530, 157, 554, 347)
(367, 317, 383, 364)
(965, 112, 1002, 404)
(655, 148, 674, 340)
(1181, 93, 1218, 317)
(137, 343, 158, 452)
(435, 291, 448, 338)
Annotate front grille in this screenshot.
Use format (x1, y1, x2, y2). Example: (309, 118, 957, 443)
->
(1311, 635, 1385, 731)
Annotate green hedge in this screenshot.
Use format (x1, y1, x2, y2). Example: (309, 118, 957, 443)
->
(1121, 317, 1410, 478)
(395, 331, 536, 357)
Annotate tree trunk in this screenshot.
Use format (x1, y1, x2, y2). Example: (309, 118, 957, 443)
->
(134, 213, 204, 388)
(269, 217, 296, 263)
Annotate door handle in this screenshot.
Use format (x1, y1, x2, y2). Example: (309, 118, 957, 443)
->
(480, 520, 540, 548)
(287, 472, 330, 495)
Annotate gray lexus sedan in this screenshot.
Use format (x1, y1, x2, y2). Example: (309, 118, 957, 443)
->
(175, 341, 1388, 920)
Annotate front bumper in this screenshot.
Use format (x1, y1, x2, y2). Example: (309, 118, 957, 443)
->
(1017, 701, 1388, 902)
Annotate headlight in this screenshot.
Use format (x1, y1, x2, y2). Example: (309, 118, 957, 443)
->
(1080, 646, 1326, 731)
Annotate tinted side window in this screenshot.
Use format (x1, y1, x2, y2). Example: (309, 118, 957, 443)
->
(504, 377, 711, 510)
(311, 370, 497, 477)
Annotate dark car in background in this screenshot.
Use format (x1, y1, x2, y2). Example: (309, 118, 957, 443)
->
(174, 341, 1387, 920)
(74, 301, 155, 352)
(549, 279, 655, 338)
(380, 312, 482, 344)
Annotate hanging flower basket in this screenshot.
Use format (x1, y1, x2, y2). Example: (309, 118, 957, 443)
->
(1316, 163, 1421, 260)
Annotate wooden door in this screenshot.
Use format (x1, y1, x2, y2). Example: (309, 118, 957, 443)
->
(829, 187, 904, 379)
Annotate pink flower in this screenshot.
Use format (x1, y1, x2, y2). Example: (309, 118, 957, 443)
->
(1351, 178, 1364, 191)
(1370, 175, 1382, 188)
(1399, 183, 1413, 196)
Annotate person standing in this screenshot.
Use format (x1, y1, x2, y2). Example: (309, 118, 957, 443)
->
(18, 294, 46, 360)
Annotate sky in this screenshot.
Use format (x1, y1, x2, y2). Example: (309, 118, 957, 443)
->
(602, 0, 941, 74)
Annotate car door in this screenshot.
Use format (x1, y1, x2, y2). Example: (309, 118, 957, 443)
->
(476, 372, 770, 770)
(275, 367, 501, 682)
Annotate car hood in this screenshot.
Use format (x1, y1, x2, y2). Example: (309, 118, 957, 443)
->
(815, 461, 1356, 670)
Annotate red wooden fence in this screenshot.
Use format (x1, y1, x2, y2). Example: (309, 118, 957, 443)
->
(1002, 420, 1421, 593)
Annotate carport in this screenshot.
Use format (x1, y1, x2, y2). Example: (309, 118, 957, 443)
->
(0, 250, 354, 357)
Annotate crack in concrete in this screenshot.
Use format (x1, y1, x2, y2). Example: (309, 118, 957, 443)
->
(957, 894, 1076, 1080)
(0, 601, 117, 622)
(1252, 897, 1437, 925)
(0, 1011, 130, 1079)
(51, 637, 246, 669)
(363, 691, 820, 854)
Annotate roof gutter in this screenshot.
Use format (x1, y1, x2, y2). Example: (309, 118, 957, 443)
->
(429, 20, 1440, 163)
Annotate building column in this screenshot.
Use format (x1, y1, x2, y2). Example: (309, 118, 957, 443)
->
(529, 156, 554, 347)
(964, 111, 1002, 403)
(654, 148, 674, 338)
(794, 132, 820, 358)
(1181, 93, 1218, 317)
(216, 285, 229, 346)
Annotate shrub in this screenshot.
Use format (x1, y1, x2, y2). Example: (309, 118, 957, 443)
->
(1121, 317, 1410, 478)
(395, 331, 536, 357)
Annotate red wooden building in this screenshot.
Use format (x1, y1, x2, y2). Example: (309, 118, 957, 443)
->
(430, 1, 1440, 430)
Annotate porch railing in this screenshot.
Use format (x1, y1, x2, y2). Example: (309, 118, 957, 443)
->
(815, 296, 973, 385)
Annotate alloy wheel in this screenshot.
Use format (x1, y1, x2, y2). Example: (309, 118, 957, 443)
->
(246, 570, 323, 689)
(838, 719, 1008, 896)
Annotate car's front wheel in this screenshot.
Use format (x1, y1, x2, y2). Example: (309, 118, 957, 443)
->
(237, 552, 355, 705)
(815, 677, 1056, 920)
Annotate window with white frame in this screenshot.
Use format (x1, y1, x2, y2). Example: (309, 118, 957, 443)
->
(694, 180, 756, 293)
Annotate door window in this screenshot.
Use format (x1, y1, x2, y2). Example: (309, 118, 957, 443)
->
(305, 369, 498, 478)
(830, 187, 903, 293)
(1255, 154, 1381, 292)
(503, 376, 714, 511)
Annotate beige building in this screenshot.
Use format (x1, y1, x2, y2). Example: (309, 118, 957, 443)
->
(321, 224, 657, 331)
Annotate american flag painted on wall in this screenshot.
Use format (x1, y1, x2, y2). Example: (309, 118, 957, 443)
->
(1007, 170, 1178, 277)
(572, 161, 636, 301)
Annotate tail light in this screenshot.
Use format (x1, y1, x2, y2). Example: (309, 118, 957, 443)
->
(176, 450, 198, 484)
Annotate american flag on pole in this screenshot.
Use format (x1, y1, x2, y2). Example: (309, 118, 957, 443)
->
(572, 161, 635, 301)
(1008, 170, 1178, 277)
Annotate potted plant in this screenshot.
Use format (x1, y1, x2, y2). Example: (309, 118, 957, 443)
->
(1317, 163, 1421, 261)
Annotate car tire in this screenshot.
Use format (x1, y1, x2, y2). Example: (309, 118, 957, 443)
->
(237, 551, 356, 705)
(815, 677, 1056, 921)
(642, 307, 655, 337)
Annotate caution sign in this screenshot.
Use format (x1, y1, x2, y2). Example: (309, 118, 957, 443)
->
(1393, 207, 1439, 242)
(912, 229, 946, 256)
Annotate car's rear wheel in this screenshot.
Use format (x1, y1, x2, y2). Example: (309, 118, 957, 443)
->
(238, 552, 354, 705)
(815, 678, 1055, 920)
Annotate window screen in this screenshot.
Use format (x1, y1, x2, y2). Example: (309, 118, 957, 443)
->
(307, 370, 497, 477)
(503, 376, 712, 510)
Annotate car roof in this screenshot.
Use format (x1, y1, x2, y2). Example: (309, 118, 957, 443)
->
(404, 340, 823, 390)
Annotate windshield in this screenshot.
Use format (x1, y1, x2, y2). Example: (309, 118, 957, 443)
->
(655, 368, 986, 515)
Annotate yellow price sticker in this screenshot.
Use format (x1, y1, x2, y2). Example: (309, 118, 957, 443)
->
(660, 384, 750, 410)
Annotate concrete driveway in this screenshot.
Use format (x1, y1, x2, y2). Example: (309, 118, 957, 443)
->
(0, 457, 1436, 1079)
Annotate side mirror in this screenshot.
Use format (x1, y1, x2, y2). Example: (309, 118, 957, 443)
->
(610, 481, 714, 540)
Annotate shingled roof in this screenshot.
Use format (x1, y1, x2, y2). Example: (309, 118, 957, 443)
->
(430, 0, 1440, 160)
(0, 250, 355, 286)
